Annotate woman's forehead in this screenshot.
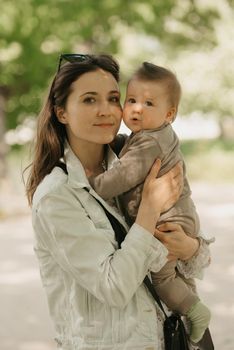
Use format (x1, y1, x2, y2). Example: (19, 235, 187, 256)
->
(72, 69, 119, 94)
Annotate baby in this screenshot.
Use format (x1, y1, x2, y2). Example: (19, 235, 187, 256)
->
(89, 62, 211, 343)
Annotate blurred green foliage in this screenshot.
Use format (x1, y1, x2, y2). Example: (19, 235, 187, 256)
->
(174, 4, 234, 126)
(180, 139, 234, 182)
(181, 138, 234, 156)
(0, 0, 220, 130)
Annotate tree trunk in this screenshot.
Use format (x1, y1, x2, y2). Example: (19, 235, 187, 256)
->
(219, 116, 234, 141)
(0, 87, 9, 180)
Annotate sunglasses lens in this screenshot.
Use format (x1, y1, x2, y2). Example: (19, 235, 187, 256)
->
(58, 54, 90, 72)
(64, 54, 88, 62)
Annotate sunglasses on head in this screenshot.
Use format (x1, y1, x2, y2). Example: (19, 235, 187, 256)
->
(57, 53, 91, 73)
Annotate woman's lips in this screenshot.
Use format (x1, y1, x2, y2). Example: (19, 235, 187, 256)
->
(94, 123, 114, 128)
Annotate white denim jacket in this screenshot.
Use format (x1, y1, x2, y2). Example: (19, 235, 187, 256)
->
(32, 144, 211, 350)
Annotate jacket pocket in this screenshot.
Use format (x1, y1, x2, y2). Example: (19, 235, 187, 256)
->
(75, 290, 104, 341)
(134, 289, 155, 341)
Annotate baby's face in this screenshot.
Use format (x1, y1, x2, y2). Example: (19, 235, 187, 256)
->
(123, 78, 175, 133)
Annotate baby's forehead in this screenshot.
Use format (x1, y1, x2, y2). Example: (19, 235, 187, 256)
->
(127, 77, 167, 95)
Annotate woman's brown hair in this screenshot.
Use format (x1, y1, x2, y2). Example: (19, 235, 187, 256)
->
(25, 54, 119, 205)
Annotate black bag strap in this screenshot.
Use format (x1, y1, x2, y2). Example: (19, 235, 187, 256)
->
(80, 179, 214, 349)
(56, 162, 127, 245)
(143, 275, 168, 319)
(94, 196, 127, 249)
(97, 194, 214, 350)
(86, 188, 169, 319)
(57, 163, 169, 319)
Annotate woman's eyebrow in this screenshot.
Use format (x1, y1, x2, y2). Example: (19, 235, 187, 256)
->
(80, 91, 98, 97)
(80, 90, 119, 97)
(109, 90, 120, 94)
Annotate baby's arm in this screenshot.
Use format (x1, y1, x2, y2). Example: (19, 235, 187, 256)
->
(89, 134, 162, 200)
(109, 133, 128, 156)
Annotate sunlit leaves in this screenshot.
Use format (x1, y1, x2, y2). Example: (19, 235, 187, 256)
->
(0, 0, 223, 130)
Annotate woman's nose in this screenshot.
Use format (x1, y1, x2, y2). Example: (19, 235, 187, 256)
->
(97, 100, 112, 116)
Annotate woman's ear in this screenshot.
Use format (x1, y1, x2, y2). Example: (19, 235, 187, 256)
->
(55, 106, 67, 124)
(166, 107, 176, 124)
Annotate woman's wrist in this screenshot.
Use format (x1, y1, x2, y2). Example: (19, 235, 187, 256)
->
(135, 200, 160, 235)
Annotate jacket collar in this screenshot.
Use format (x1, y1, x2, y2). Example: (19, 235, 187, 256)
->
(64, 142, 118, 189)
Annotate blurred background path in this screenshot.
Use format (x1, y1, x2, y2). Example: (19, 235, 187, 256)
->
(0, 182, 234, 350)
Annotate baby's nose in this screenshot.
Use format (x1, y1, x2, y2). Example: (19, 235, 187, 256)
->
(133, 103, 143, 113)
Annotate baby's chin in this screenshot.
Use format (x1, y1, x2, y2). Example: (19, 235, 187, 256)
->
(129, 126, 141, 133)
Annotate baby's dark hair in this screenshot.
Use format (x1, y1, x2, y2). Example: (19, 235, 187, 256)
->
(132, 62, 182, 114)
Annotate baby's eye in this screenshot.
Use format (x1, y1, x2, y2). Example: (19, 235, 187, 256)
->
(145, 100, 153, 106)
(83, 97, 96, 104)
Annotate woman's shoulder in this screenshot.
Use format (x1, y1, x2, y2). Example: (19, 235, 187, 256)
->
(32, 166, 68, 209)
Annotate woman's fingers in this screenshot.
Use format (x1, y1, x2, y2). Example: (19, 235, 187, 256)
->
(159, 161, 183, 201)
(154, 222, 183, 245)
(146, 159, 161, 182)
(171, 162, 183, 194)
(157, 222, 182, 232)
(155, 223, 198, 260)
(154, 228, 165, 240)
(142, 159, 183, 214)
(171, 161, 183, 179)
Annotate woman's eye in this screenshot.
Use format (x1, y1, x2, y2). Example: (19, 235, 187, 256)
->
(128, 98, 136, 103)
(83, 97, 96, 104)
(110, 96, 120, 103)
(145, 101, 153, 106)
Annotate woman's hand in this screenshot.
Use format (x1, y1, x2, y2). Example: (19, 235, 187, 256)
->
(136, 159, 183, 234)
(154, 223, 200, 261)
(142, 159, 183, 214)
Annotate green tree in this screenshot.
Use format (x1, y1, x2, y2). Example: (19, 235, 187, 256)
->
(173, 1, 234, 140)
(0, 0, 219, 177)
(0, 0, 220, 127)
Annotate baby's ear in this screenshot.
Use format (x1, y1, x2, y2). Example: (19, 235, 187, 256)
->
(55, 106, 67, 124)
(166, 107, 177, 123)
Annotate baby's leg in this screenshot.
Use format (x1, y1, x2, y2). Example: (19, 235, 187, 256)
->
(151, 261, 199, 315)
(151, 262, 210, 343)
(187, 301, 211, 343)
(176, 270, 197, 293)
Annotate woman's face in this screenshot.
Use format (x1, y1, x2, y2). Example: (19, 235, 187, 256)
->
(57, 69, 122, 149)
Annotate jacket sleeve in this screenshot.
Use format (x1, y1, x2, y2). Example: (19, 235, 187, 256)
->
(89, 134, 162, 200)
(33, 191, 168, 309)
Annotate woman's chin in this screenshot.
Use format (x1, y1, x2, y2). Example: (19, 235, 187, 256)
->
(103, 135, 116, 144)
(100, 132, 117, 145)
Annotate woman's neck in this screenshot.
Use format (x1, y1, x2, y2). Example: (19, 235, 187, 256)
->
(69, 139, 105, 173)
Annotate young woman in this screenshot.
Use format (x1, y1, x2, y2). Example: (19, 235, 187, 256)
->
(26, 54, 211, 350)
